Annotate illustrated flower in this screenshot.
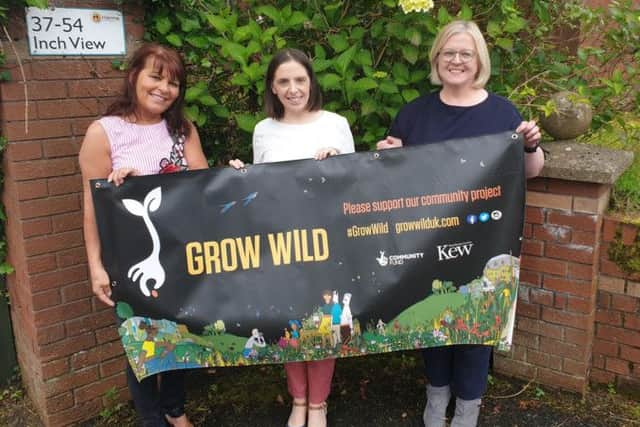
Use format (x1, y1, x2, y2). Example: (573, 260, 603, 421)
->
(399, 0, 435, 14)
(213, 320, 226, 333)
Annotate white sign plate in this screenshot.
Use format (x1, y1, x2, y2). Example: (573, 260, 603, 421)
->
(26, 7, 126, 56)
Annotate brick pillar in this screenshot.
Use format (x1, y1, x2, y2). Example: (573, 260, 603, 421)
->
(0, 2, 143, 425)
(494, 142, 633, 394)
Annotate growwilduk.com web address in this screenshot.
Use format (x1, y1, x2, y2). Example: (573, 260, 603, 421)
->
(394, 216, 460, 234)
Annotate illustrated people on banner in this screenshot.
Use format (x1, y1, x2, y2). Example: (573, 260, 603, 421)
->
(79, 43, 208, 427)
(229, 48, 355, 427)
(340, 293, 353, 345)
(331, 290, 343, 346)
(377, 20, 544, 427)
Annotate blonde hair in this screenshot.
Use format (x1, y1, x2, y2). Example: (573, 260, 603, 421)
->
(429, 20, 491, 89)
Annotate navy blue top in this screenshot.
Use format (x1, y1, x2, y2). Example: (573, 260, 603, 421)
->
(389, 91, 522, 146)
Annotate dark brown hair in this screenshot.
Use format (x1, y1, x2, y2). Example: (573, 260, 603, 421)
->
(104, 43, 191, 137)
(264, 48, 322, 119)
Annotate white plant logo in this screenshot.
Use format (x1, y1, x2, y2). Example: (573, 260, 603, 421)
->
(376, 251, 389, 266)
(122, 187, 165, 297)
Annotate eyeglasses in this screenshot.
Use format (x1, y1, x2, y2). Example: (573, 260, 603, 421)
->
(439, 49, 476, 63)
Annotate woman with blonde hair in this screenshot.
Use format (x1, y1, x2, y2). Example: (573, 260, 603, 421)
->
(378, 20, 543, 427)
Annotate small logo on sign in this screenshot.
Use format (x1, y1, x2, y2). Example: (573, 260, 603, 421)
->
(376, 250, 424, 266)
(92, 12, 101, 23)
(437, 241, 474, 261)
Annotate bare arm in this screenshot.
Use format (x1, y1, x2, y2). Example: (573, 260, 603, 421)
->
(79, 121, 115, 307)
(184, 122, 208, 170)
(516, 120, 545, 178)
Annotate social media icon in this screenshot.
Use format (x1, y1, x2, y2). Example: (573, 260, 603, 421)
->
(479, 212, 490, 223)
(466, 214, 478, 225)
(491, 210, 502, 220)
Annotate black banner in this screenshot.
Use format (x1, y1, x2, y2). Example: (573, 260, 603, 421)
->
(92, 131, 525, 380)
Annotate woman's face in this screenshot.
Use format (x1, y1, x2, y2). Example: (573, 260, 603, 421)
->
(134, 57, 180, 120)
(436, 32, 479, 90)
(271, 60, 311, 117)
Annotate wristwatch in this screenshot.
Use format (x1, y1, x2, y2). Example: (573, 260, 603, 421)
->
(524, 142, 540, 153)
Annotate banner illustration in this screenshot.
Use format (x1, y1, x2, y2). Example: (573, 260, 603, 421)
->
(92, 131, 525, 380)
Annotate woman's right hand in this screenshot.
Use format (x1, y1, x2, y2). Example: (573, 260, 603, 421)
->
(376, 136, 403, 150)
(228, 159, 245, 169)
(91, 265, 115, 307)
(107, 167, 139, 186)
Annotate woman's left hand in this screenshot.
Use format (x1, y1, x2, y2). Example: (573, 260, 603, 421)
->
(314, 147, 339, 160)
(516, 120, 541, 150)
(107, 167, 139, 186)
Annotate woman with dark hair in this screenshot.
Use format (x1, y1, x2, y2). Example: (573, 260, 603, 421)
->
(377, 20, 543, 427)
(230, 48, 354, 427)
(79, 43, 207, 427)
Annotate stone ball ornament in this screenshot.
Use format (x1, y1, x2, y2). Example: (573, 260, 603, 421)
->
(540, 91, 593, 140)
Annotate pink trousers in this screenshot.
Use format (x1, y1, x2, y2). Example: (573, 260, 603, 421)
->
(285, 359, 336, 404)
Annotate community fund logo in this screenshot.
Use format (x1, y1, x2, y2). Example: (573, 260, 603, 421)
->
(376, 250, 424, 266)
(437, 241, 474, 261)
(122, 187, 166, 298)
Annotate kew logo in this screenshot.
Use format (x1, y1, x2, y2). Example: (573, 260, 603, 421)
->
(437, 241, 474, 261)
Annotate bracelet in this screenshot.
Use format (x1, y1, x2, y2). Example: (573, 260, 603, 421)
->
(524, 142, 540, 153)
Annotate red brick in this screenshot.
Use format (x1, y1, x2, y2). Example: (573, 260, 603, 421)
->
(597, 291, 611, 309)
(519, 269, 541, 286)
(31, 60, 102, 80)
(70, 341, 123, 370)
(96, 326, 120, 344)
(621, 223, 638, 245)
(566, 295, 592, 314)
(32, 288, 62, 310)
(526, 191, 572, 210)
(523, 223, 533, 238)
(606, 357, 631, 375)
(45, 392, 74, 413)
(74, 373, 126, 404)
(5, 141, 42, 161)
(38, 99, 100, 120)
(597, 324, 640, 347)
(66, 309, 114, 337)
(530, 288, 554, 306)
(533, 224, 571, 243)
(546, 179, 606, 198)
(48, 174, 82, 196)
(540, 336, 586, 361)
(544, 276, 593, 298)
(525, 206, 545, 224)
(528, 349, 562, 370)
(22, 217, 52, 238)
(568, 262, 593, 280)
(30, 264, 88, 292)
(0, 80, 67, 101)
(600, 259, 629, 279)
(624, 314, 640, 331)
(590, 367, 616, 384)
(516, 300, 540, 319)
(42, 358, 70, 381)
(61, 282, 92, 302)
(595, 309, 623, 326)
(520, 255, 567, 276)
(611, 294, 638, 313)
(4, 119, 72, 141)
(52, 211, 83, 233)
(537, 367, 586, 393)
(517, 317, 564, 340)
(57, 247, 87, 268)
(564, 327, 590, 346)
(40, 331, 96, 363)
(546, 243, 594, 264)
(47, 398, 102, 427)
(0, 101, 37, 121)
(547, 212, 599, 232)
(563, 358, 588, 377)
(73, 118, 94, 136)
(20, 194, 80, 219)
(542, 306, 590, 330)
(522, 239, 543, 256)
(24, 230, 83, 256)
(10, 158, 77, 181)
(36, 322, 67, 346)
(620, 345, 640, 363)
(27, 254, 57, 274)
(554, 293, 567, 309)
(494, 355, 536, 379)
(34, 299, 92, 328)
(593, 339, 619, 357)
(44, 366, 99, 397)
(513, 330, 540, 349)
(602, 218, 618, 242)
(571, 230, 597, 246)
(67, 78, 124, 98)
(42, 138, 81, 158)
(15, 179, 48, 200)
(100, 356, 126, 378)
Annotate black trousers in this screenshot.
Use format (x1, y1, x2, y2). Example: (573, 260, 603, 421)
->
(126, 364, 186, 427)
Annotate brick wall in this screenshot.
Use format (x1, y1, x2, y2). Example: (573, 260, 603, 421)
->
(1, 2, 143, 425)
(592, 217, 640, 395)
(495, 177, 610, 394)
